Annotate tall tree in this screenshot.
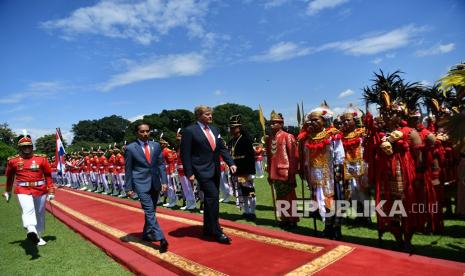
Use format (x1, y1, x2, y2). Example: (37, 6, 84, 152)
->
(0, 142, 16, 173)
(213, 103, 262, 142)
(0, 123, 16, 146)
(126, 109, 194, 146)
(35, 134, 60, 158)
(72, 115, 130, 144)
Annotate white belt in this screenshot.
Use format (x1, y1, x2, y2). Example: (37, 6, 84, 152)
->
(17, 180, 45, 187)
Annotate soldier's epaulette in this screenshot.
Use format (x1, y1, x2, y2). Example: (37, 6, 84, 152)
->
(7, 154, 19, 161)
(34, 153, 47, 158)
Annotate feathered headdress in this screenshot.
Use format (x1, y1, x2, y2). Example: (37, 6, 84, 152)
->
(306, 101, 333, 127)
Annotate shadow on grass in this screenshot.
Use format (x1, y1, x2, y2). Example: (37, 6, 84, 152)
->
(9, 235, 56, 260)
(442, 224, 465, 238)
(10, 239, 40, 260)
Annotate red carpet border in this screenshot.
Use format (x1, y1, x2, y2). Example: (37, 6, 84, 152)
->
(22, 186, 465, 275)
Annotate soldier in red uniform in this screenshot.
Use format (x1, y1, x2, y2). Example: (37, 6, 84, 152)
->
(108, 147, 118, 196)
(161, 138, 178, 208)
(253, 143, 265, 178)
(218, 155, 232, 203)
(114, 146, 127, 198)
(89, 149, 99, 192)
(176, 130, 196, 210)
(3, 134, 55, 246)
(97, 148, 110, 194)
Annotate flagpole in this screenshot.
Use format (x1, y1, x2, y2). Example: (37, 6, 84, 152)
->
(297, 103, 306, 220)
(259, 105, 278, 223)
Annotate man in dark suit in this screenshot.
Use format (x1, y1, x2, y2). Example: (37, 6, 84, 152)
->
(125, 122, 169, 253)
(180, 105, 237, 244)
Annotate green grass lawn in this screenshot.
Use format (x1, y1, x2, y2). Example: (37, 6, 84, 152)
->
(1, 173, 464, 273)
(0, 176, 131, 276)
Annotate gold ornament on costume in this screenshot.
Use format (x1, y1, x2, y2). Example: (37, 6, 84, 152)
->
(270, 110, 284, 122)
(381, 90, 391, 108)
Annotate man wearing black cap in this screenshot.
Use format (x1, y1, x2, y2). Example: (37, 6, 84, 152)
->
(228, 115, 257, 220)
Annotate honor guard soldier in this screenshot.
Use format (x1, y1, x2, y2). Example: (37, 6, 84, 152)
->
(176, 129, 197, 210)
(3, 134, 56, 246)
(161, 138, 178, 208)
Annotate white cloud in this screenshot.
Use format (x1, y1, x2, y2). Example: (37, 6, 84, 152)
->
(338, 89, 354, 98)
(101, 53, 206, 91)
(415, 43, 455, 57)
(332, 106, 345, 116)
(371, 57, 382, 64)
(214, 89, 223, 96)
(264, 0, 290, 9)
(0, 105, 26, 114)
(0, 81, 64, 104)
(385, 52, 396, 58)
(12, 116, 34, 123)
(307, 0, 349, 16)
(251, 42, 314, 62)
(420, 80, 430, 86)
(127, 114, 144, 122)
(28, 81, 64, 91)
(251, 25, 423, 63)
(41, 0, 211, 45)
(320, 25, 423, 55)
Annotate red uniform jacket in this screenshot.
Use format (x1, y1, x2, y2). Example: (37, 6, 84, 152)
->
(5, 154, 55, 196)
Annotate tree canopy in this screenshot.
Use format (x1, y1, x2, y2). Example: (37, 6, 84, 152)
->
(0, 123, 16, 146)
(72, 115, 130, 144)
(35, 134, 59, 158)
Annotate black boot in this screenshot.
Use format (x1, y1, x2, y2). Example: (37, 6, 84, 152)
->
(323, 225, 334, 239)
(333, 226, 342, 241)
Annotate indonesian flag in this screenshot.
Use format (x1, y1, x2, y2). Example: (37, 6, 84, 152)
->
(55, 128, 67, 175)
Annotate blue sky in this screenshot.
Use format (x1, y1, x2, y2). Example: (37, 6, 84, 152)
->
(1, 0, 464, 143)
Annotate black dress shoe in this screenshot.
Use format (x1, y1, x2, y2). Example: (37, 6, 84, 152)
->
(159, 239, 169, 253)
(27, 232, 40, 244)
(142, 233, 158, 242)
(216, 233, 231, 244)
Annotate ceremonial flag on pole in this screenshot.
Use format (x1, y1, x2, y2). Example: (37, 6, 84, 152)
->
(55, 128, 66, 176)
(297, 103, 301, 128)
(301, 101, 305, 124)
(258, 104, 266, 138)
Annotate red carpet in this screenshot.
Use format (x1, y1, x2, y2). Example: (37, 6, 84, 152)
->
(41, 187, 465, 275)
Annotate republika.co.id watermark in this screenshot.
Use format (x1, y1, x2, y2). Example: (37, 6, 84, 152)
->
(276, 200, 439, 218)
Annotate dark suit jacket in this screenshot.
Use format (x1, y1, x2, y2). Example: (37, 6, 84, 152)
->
(124, 140, 168, 193)
(180, 123, 234, 180)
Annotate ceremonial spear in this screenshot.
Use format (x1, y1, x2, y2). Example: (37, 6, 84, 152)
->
(259, 105, 278, 223)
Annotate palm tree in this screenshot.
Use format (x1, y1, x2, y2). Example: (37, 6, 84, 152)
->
(436, 62, 465, 152)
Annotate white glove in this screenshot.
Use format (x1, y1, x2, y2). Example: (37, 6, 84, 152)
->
(47, 194, 55, 201)
(3, 192, 11, 203)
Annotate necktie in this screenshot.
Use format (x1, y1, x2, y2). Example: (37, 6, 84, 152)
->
(204, 126, 216, 151)
(144, 142, 151, 163)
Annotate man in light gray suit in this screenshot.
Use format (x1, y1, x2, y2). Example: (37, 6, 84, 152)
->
(125, 122, 169, 253)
